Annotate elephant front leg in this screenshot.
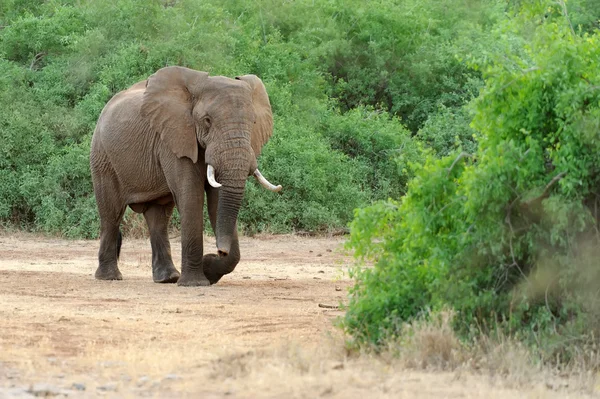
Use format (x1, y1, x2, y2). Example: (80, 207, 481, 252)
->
(178, 237, 209, 286)
(143, 203, 180, 283)
(176, 194, 210, 287)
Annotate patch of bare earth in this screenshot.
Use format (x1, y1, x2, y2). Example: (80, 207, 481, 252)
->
(0, 233, 596, 398)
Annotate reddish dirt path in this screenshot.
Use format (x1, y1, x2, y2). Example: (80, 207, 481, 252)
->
(0, 233, 593, 398)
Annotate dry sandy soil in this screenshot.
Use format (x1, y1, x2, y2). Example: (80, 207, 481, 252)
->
(0, 233, 597, 398)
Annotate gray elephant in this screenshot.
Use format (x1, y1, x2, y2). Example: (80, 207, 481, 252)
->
(90, 66, 281, 286)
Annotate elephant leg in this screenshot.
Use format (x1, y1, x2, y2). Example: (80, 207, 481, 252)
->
(173, 189, 209, 287)
(143, 202, 180, 283)
(202, 185, 241, 285)
(96, 219, 125, 280)
(94, 174, 126, 280)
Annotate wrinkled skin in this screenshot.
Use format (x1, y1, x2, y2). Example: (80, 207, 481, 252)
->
(90, 66, 275, 286)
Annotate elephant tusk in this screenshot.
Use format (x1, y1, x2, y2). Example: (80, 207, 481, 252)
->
(207, 165, 222, 188)
(254, 169, 282, 192)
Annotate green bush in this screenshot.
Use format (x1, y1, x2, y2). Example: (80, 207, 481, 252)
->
(346, 154, 471, 345)
(318, 0, 497, 133)
(240, 116, 368, 233)
(345, 2, 600, 363)
(416, 105, 477, 157)
(1, 0, 438, 236)
(320, 107, 423, 201)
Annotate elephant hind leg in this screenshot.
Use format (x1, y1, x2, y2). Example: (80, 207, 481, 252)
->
(96, 216, 125, 280)
(93, 166, 126, 281)
(143, 202, 180, 284)
(116, 230, 122, 259)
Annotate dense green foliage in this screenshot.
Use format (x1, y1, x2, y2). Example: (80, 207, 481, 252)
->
(345, 0, 600, 362)
(0, 0, 489, 236)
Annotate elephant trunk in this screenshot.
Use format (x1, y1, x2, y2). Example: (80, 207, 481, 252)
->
(215, 185, 244, 256)
(207, 129, 253, 256)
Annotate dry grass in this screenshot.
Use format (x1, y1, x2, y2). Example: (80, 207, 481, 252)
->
(385, 309, 462, 369)
(364, 309, 599, 397)
(206, 331, 598, 399)
(120, 209, 149, 239)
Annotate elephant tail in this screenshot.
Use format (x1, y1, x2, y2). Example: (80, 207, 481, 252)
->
(116, 230, 123, 260)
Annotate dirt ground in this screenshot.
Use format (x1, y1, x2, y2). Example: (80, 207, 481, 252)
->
(0, 233, 596, 398)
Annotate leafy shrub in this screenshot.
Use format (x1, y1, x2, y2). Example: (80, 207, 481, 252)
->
(0, 0, 496, 237)
(320, 107, 423, 201)
(345, 154, 470, 345)
(345, 2, 600, 362)
(416, 105, 478, 157)
(240, 113, 368, 234)
(319, 0, 497, 133)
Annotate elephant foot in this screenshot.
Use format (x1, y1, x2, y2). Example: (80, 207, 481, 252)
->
(95, 266, 123, 281)
(177, 272, 210, 287)
(153, 266, 180, 284)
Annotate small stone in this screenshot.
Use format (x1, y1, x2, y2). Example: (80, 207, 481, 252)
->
(71, 383, 86, 391)
(97, 382, 118, 392)
(29, 383, 61, 396)
(335, 286, 342, 291)
(163, 374, 181, 381)
(318, 270, 325, 273)
(316, 253, 322, 257)
(137, 376, 150, 387)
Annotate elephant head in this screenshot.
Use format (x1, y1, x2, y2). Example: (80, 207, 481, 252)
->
(140, 66, 280, 257)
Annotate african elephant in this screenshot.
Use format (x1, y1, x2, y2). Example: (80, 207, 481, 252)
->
(90, 66, 281, 286)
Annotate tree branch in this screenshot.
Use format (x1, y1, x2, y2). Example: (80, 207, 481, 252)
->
(555, 0, 575, 37)
(521, 172, 567, 208)
(505, 195, 521, 234)
(29, 52, 47, 70)
(447, 152, 474, 176)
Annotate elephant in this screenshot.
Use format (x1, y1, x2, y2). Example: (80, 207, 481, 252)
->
(90, 66, 281, 286)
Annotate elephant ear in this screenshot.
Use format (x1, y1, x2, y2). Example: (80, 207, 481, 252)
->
(235, 75, 273, 157)
(141, 66, 209, 163)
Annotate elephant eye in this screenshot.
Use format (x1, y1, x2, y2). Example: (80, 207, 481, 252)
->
(203, 117, 211, 128)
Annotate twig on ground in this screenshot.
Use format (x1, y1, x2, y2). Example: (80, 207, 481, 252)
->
(318, 303, 339, 309)
(296, 228, 349, 237)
